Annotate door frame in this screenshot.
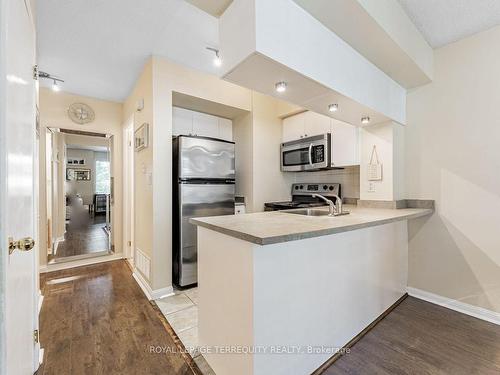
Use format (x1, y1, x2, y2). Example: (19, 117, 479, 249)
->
(123, 115, 135, 266)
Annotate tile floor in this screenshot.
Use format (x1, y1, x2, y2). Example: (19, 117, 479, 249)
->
(156, 287, 215, 375)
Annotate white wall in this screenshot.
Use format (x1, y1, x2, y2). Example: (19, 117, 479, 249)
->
(406, 26, 500, 313)
(123, 57, 252, 291)
(359, 121, 405, 201)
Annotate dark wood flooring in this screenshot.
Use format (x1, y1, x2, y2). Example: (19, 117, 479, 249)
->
(38, 261, 500, 375)
(53, 198, 109, 259)
(324, 296, 500, 375)
(38, 260, 198, 375)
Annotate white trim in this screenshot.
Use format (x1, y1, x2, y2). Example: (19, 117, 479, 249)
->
(38, 348, 44, 366)
(407, 287, 500, 326)
(38, 291, 44, 315)
(132, 270, 174, 301)
(40, 252, 123, 273)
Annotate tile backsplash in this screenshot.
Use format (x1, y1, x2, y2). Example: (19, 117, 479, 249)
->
(292, 166, 360, 199)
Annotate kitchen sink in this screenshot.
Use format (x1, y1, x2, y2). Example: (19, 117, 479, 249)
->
(283, 208, 332, 217)
(283, 208, 350, 217)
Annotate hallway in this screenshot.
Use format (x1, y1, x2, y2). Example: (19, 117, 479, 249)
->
(51, 195, 110, 261)
(38, 261, 198, 375)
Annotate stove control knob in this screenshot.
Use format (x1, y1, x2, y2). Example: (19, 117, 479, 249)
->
(323, 185, 328, 190)
(300, 185, 304, 189)
(329, 186, 334, 191)
(295, 186, 299, 190)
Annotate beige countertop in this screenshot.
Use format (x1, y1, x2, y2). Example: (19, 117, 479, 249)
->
(190, 205, 433, 245)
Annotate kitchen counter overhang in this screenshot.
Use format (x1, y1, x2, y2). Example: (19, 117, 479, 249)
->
(189, 204, 433, 245)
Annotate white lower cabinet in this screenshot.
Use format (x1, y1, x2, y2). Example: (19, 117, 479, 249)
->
(282, 111, 360, 167)
(173, 106, 233, 141)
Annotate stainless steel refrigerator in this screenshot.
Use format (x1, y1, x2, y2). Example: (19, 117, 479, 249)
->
(173, 135, 235, 287)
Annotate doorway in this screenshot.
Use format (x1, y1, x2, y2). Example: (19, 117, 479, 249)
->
(46, 128, 114, 263)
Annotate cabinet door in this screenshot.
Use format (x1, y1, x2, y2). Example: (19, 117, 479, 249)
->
(282, 113, 305, 142)
(331, 119, 360, 167)
(218, 117, 233, 141)
(193, 112, 219, 138)
(173, 107, 193, 136)
(304, 111, 331, 137)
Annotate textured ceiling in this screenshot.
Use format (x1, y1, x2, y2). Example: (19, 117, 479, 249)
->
(37, 0, 220, 102)
(398, 0, 500, 48)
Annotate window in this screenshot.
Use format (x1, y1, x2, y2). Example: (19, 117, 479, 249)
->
(95, 160, 110, 194)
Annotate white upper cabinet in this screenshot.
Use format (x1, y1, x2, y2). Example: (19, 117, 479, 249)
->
(303, 111, 331, 137)
(172, 107, 193, 136)
(218, 117, 233, 141)
(282, 111, 360, 167)
(193, 112, 219, 139)
(173, 107, 233, 142)
(282, 113, 305, 142)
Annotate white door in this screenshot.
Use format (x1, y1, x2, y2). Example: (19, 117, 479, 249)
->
(1, 0, 39, 374)
(282, 113, 305, 142)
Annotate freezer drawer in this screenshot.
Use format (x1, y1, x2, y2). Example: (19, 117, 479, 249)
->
(174, 182, 235, 287)
(177, 136, 235, 180)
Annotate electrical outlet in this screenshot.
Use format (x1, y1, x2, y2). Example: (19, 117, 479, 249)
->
(368, 182, 376, 192)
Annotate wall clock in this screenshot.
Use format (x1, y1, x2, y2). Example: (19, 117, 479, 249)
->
(68, 103, 95, 124)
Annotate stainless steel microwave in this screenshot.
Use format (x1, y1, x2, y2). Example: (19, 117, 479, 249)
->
(280, 133, 331, 172)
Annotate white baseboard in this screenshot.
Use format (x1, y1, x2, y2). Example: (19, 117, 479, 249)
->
(407, 287, 500, 326)
(132, 270, 174, 301)
(38, 348, 44, 365)
(40, 252, 123, 273)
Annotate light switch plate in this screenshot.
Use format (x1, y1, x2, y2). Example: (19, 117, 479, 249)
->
(368, 182, 376, 192)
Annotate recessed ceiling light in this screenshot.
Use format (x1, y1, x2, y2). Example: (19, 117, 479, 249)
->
(328, 104, 338, 112)
(275, 81, 287, 93)
(361, 116, 370, 125)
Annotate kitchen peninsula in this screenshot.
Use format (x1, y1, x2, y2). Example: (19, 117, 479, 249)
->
(191, 204, 433, 375)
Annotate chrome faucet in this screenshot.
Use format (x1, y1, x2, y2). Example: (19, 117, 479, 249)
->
(311, 193, 343, 216)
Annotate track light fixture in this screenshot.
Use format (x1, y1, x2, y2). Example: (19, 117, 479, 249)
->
(206, 47, 222, 67)
(39, 71, 64, 92)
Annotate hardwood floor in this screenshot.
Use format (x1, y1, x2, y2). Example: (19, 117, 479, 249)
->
(38, 260, 199, 375)
(38, 262, 500, 375)
(53, 197, 109, 260)
(324, 296, 500, 375)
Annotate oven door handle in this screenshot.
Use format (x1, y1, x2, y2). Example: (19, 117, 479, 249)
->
(308, 143, 313, 166)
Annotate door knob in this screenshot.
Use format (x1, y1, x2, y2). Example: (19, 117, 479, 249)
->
(8, 237, 35, 254)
